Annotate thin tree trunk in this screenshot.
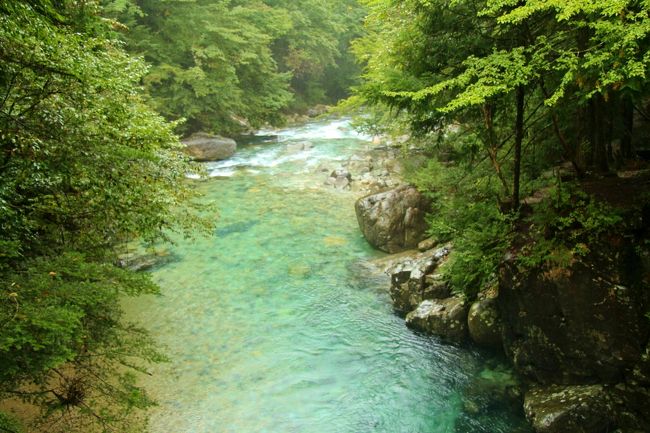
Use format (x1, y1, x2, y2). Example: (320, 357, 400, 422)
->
(513, 85, 524, 209)
(591, 95, 609, 172)
(482, 104, 511, 197)
(538, 78, 584, 177)
(622, 95, 634, 159)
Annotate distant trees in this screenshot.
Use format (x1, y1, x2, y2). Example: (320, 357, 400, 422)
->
(107, 0, 365, 135)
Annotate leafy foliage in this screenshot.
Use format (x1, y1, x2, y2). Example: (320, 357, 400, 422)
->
(267, 0, 365, 110)
(0, 1, 209, 430)
(108, 0, 365, 134)
(353, 0, 650, 297)
(517, 184, 623, 269)
(0, 253, 163, 433)
(409, 139, 515, 298)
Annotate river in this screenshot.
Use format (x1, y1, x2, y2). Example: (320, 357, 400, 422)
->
(128, 119, 532, 433)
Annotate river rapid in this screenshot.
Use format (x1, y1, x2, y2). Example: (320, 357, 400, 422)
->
(127, 119, 532, 433)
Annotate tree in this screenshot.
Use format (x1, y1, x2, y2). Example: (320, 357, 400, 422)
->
(0, 1, 210, 430)
(107, 0, 365, 134)
(352, 0, 650, 294)
(265, 0, 365, 110)
(107, 0, 293, 135)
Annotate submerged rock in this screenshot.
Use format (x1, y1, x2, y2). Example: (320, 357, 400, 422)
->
(524, 385, 615, 433)
(117, 250, 174, 272)
(463, 366, 523, 416)
(355, 185, 431, 253)
(285, 141, 313, 154)
(182, 132, 237, 161)
(405, 296, 468, 342)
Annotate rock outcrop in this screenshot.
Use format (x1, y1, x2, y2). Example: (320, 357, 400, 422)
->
(355, 185, 431, 253)
(405, 296, 468, 342)
(498, 247, 649, 384)
(497, 231, 650, 432)
(182, 132, 237, 161)
(389, 246, 450, 313)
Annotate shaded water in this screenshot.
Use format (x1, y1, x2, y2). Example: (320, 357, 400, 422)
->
(129, 119, 532, 433)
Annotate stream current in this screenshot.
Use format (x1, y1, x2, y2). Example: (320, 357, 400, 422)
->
(129, 119, 532, 433)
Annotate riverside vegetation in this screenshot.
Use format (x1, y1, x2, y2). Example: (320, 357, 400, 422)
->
(1, 1, 650, 433)
(350, 1, 650, 432)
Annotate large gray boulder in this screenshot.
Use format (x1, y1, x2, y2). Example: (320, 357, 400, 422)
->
(355, 185, 431, 253)
(405, 297, 468, 342)
(524, 385, 615, 433)
(182, 132, 237, 161)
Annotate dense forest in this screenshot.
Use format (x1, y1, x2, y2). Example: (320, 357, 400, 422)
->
(1, 0, 650, 432)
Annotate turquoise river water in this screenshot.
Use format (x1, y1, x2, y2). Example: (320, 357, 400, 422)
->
(128, 119, 532, 433)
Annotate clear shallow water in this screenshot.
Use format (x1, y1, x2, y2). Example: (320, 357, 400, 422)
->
(128, 119, 532, 433)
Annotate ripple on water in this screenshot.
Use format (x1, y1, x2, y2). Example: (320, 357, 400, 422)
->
(126, 119, 532, 433)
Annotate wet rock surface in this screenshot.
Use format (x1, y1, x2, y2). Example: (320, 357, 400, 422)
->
(405, 296, 468, 342)
(498, 248, 650, 384)
(467, 298, 502, 349)
(524, 385, 615, 433)
(325, 168, 352, 190)
(388, 246, 450, 313)
(496, 233, 650, 433)
(355, 185, 431, 253)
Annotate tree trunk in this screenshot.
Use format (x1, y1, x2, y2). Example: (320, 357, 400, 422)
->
(539, 78, 584, 177)
(513, 85, 524, 210)
(622, 95, 634, 159)
(591, 95, 609, 173)
(482, 104, 511, 197)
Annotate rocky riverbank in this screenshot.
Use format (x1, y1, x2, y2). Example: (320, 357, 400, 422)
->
(354, 176, 650, 433)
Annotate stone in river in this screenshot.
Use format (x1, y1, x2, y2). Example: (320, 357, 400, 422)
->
(182, 132, 236, 161)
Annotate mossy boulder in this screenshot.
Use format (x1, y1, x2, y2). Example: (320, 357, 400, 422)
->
(524, 385, 615, 433)
(405, 296, 468, 342)
(467, 298, 502, 349)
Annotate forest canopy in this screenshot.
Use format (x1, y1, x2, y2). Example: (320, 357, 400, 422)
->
(106, 0, 365, 135)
